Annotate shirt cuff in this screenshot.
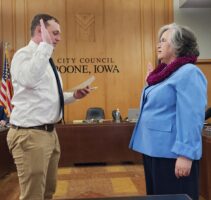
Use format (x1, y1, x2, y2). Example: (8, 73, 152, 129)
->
(171, 141, 201, 160)
(64, 92, 77, 104)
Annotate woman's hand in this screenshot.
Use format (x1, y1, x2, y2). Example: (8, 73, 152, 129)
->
(175, 156, 192, 178)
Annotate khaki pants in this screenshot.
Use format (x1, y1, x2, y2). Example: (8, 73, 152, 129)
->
(7, 128, 61, 200)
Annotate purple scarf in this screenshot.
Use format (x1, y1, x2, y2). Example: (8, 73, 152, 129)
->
(146, 56, 197, 86)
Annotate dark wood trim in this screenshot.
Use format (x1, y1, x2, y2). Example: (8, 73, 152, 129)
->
(197, 59, 211, 64)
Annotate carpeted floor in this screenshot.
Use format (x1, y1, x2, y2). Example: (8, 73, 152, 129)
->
(0, 164, 206, 200)
(54, 164, 145, 199)
(0, 164, 145, 200)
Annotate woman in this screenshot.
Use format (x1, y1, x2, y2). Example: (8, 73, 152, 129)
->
(129, 23, 207, 200)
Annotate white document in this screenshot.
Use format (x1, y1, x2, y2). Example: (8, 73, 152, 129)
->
(68, 75, 96, 91)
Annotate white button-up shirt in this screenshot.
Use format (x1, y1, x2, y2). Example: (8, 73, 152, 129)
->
(10, 40, 75, 126)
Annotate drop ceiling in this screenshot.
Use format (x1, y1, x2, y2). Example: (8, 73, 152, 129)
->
(179, 0, 211, 8)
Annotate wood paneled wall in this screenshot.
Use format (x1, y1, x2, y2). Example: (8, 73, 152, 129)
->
(0, 0, 187, 121)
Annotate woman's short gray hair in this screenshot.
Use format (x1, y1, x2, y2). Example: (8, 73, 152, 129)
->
(158, 23, 199, 57)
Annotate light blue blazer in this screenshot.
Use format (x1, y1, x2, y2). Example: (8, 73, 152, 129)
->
(129, 63, 207, 160)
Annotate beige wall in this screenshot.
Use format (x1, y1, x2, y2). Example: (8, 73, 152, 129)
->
(1, 0, 174, 121)
(174, 0, 211, 60)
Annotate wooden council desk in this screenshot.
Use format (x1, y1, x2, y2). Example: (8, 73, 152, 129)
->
(0, 127, 13, 178)
(56, 121, 141, 166)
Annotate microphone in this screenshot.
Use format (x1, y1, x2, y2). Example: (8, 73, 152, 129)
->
(205, 108, 211, 120)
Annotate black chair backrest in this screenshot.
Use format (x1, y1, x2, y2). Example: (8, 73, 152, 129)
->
(205, 107, 211, 120)
(86, 107, 105, 120)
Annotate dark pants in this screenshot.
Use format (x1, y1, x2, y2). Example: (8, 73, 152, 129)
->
(143, 154, 199, 200)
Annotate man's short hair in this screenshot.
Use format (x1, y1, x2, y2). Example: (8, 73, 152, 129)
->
(30, 13, 59, 37)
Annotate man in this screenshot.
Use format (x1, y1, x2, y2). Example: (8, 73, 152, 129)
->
(7, 13, 90, 200)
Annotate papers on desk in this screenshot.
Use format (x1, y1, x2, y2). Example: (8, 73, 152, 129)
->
(73, 119, 104, 124)
(72, 120, 84, 124)
(72, 119, 112, 124)
(68, 75, 96, 92)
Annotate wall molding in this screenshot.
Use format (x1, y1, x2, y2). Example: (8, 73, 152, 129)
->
(197, 59, 211, 64)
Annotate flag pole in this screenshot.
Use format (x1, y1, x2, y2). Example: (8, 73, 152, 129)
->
(0, 42, 13, 117)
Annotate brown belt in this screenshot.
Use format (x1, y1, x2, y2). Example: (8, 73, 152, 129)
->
(10, 124, 55, 132)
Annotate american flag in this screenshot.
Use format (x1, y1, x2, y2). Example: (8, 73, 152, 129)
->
(0, 48, 13, 117)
